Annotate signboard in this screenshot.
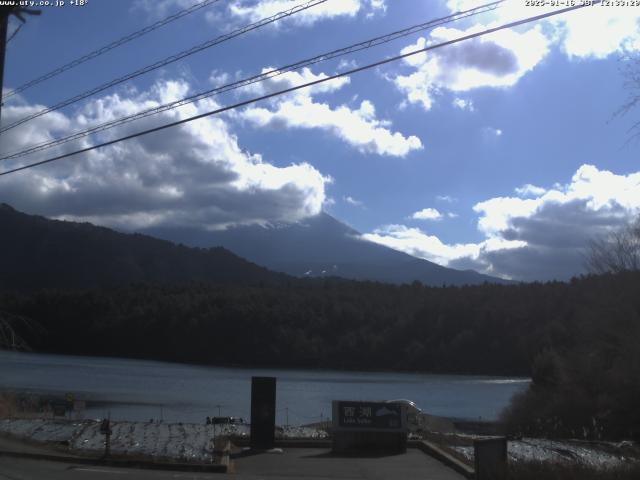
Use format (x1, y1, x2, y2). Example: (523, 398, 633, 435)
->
(332, 401, 406, 432)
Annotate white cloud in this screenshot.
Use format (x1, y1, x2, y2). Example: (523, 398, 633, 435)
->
(392, 24, 549, 110)
(337, 58, 359, 70)
(0, 79, 329, 231)
(446, 1, 640, 59)
(411, 207, 442, 221)
(344, 195, 364, 207)
(133, 0, 196, 17)
(209, 70, 231, 87)
(363, 224, 484, 267)
(436, 195, 457, 203)
(364, 165, 640, 281)
(393, 2, 640, 111)
(228, 0, 386, 25)
(239, 67, 423, 157)
(554, 7, 640, 59)
(515, 183, 546, 198)
(452, 97, 474, 111)
(483, 126, 502, 138)
(134, 0, 387, 26)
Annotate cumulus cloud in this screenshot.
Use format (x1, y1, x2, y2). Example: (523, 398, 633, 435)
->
(365, 165, 640, 281)
(515, 183, 546, 198)
(392, 24, 549, 110)
(411, 207, 443, 221)
(470, 0, 640, 59)
(452, 97, 474, 111)
(238, 67, 423, 157)
(134, 0, 386, 26)
(392, 2, 640, 111)
(0, 79, 329, 231)
(228, 0, 386, 25)
(363, 224, 485, 267)
(344, 195, 364, 207)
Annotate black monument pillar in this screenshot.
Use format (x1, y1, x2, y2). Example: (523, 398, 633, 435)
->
(250, 376, 276, 450)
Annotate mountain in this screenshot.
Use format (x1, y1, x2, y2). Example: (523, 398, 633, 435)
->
(0, 204, 287, 291)
(145, 212, 508, 286)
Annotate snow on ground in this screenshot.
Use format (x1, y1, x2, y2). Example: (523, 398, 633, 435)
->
(0, 418, 87, 443)
(4, 418, 631, 469)
(0, 418, 327, 463)
(452, 437, 638, 469)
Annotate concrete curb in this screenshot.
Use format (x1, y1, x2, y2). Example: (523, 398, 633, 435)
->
(0, 450, 228, 473)
(413, 440, 475, 479)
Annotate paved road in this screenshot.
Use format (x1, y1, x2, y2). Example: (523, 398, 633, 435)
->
(0, 457, 220, 480)
(0, 448, 465, 480)
(233, 448, 465, 479)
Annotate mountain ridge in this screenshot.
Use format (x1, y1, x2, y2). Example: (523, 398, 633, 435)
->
(145, 211, 510, 286)
(0, 203, 288, 290)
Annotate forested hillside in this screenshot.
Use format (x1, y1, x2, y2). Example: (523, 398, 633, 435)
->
(3, 201, 640, 439)
(2, 272, 637, 375)
(0, 204, 287, 289)
(2, 271, 639, 438)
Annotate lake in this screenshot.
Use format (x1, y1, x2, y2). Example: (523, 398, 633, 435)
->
(0, 351, 529, 424)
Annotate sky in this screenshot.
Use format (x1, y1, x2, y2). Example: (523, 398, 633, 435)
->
(1, 0, 639, 282)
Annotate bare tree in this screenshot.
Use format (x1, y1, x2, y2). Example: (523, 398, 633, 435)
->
(616, 53, 640, 143)
(0, 311, 43, 351)
(586, 216, 640, 274)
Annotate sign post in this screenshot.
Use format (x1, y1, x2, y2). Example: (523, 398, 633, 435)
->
(250, 376, 276, 450)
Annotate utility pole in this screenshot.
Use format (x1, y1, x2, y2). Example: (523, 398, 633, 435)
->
(0, 5, 41, 125)
(0, 7, 10, 124)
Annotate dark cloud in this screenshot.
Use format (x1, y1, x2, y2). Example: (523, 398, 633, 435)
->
(435, 37, 520, 77)
(473, 199, 635, 281)
(504, 199, 630, 249)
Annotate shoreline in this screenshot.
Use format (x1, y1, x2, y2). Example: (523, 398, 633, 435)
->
(0, 348, 533, 379)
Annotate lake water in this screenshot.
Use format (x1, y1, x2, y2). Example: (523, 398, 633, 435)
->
(0, 351, 529, 424)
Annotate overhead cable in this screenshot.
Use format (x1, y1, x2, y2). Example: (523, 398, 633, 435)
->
(0, 1, 600, 177)
(3, 0, 225, 100)
(0, 0, 328, 134)
(0, 0, 504, 162)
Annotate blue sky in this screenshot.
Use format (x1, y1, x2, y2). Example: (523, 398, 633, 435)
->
(1, 0, 639, 281)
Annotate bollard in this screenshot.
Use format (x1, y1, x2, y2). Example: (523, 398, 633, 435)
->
(100, 418, 112, 458)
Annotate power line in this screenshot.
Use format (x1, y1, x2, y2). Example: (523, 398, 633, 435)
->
(0, 0, 504, 162)
(5, 22, 21, 44)
(0, 0, 328, 134)
(0, 1, 600, 178)
(2, 0, 224, 100)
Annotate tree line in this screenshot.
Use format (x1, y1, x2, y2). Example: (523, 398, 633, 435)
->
(2, 269, 640, 439)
